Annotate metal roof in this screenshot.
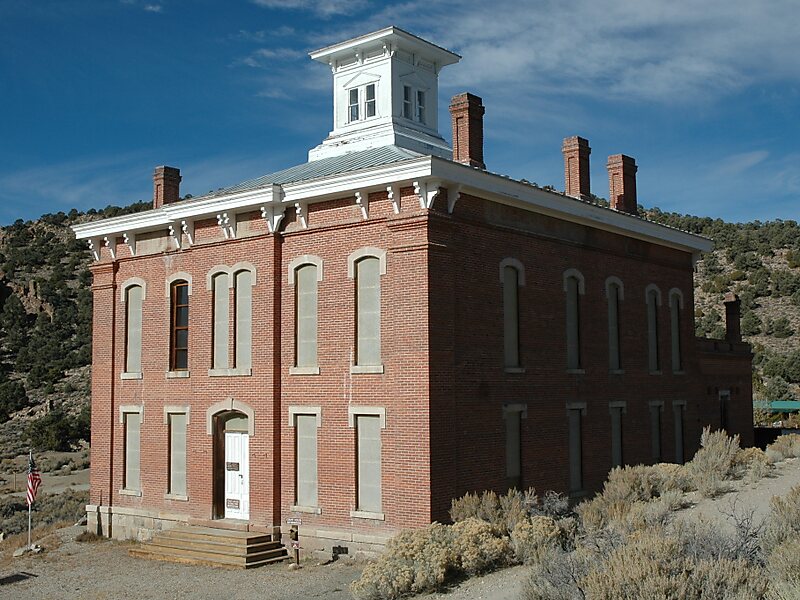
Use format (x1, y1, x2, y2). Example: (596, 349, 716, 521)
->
(202, 145, 423, 199)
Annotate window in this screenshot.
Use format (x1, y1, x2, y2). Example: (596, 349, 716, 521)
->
(606, 280, 622, 371)
(124, 284, 144, 374)
(356, 257, 381, 367)
(295, 414, 318, 508)
(568, 408, 583, 493)
(650, 402, 662, 462)
(504, 405, 526, 489)
(403, 85, 412, 119)
(234, 270, 253, 370)
(669, 289, 683, 372)
(673, 402, 685, 464)
(503, 265, 521, 368)
(123, 411, 141, 492)
(356, 415, 382, 514)
(348, 87, 359, 122)
(170, 280, 189, 371)
(365, 83, 376, 118)
(296, 264, 318, 368)
(646, 286, 661, 372)
(416, 90, 426, 123)
(212, 273, 229, 370)
(719, 390, 730, 431)
(168, 413, 187, 497)
(610, 405, 624, 468)
(564, 271, 584, 370)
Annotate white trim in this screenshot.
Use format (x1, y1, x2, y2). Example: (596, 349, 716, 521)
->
(350, 510, 385, 521)
(563, 269, 585, 294)
(288, 406, 322, 428)
(289, 366, 320, 375)
(231, 262, 257, 285)
(672, 399, 687, 407)
(609, 400, 627, 414)
(604, 276, 624, 300)
(120, 372, 143, 380)
(566, 401, 587, 416)
(291, 505, 322, 515)
(208, 368, 252, 377)
(350, 364, 384, 374)
(206, 266, 232, 291)
(205, 397, 255, 436)
(502, 403, 528, 418)
(668, 287, 684, 309)
(164, 493, 189, 502)
(166, 370, 190, 379)
(347, 247, 387, 278)
(165, 272, 192, 297)
(649, 400, 665, 410)
(499, 258, 526, 286)
(347, 406, 386, 428)
(163, 405, 190, 425)
(645, 283, 662, 306)
(120, 277, 147, 302)
(288, 255, 324, 284)
(119, 404, 144, 424)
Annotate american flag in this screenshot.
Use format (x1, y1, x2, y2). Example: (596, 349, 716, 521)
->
(26, 453, 41, 506)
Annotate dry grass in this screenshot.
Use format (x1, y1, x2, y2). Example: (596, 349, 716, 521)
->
(0, 520, 71, 565)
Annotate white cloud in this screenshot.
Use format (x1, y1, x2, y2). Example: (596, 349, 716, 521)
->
(143, 4, 163, 12)
(712, 151, 770, 177)
(250, 0, 366, 18)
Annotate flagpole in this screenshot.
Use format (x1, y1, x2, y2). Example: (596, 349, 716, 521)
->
(27, 450, 32, 549)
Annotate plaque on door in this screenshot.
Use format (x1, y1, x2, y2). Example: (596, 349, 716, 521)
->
(226, 462, 240, 471)
(226, 498, 240, 509)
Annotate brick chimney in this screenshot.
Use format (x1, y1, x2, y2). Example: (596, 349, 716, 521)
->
(562, 136, 591, 199)
(153, 166, 181, 209)
(449, 92, 485, 169)
(606, 154, 638, 214)
(724, 292, 742, 343)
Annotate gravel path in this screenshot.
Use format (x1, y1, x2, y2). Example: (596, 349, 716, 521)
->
(4, 459, 800, 600)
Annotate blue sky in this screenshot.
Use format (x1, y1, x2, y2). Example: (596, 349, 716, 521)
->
(1, 0, 798, 225)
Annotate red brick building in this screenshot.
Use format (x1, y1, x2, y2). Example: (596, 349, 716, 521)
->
(73, 27, 752, 557)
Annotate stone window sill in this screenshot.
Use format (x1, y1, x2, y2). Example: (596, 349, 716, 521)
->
(504, 367, 526, 374)
(566, 369, 586, 375)
(350, 365, 384, 375)
(609, 369, 625, 375)
(649, 370, 663, 376)
(208, 368, 252, 377)
(120, 372, 143, 380)
(289, 366, 320, 376)
(166, 370, 190, 379)
(290, 505, 322, 514)
(672, 370, 686, 375)
(164, 493, 188, 501)
(119, 488, 142, 497)
(350, 510, 385, 521)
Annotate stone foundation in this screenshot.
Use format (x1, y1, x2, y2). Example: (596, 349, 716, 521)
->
(85, 504, 189, 542)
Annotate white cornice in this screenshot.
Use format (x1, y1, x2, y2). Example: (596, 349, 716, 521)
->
(72, 154, 711, 255)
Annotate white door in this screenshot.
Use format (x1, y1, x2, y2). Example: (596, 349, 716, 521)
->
(224, 432, 249, 520)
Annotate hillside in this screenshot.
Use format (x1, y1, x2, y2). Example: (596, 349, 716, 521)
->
(0, 202, 796, 461)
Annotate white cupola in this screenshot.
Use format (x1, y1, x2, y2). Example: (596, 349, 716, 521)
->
(308, 27, 461, 161)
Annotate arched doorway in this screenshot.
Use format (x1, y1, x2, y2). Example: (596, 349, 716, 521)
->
(213, 411, 250, 520)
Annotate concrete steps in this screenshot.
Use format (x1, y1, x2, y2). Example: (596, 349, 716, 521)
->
(129, 525, 289, 569)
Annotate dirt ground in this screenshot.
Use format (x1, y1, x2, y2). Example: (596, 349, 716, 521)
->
(3, 460, 800, 600)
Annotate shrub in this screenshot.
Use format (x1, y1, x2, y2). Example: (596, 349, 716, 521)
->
(762, 485, 800, 555)
(450, 487, 538, 533)
(523, 547, 593, 600)
(510, 516, 562, 564)
(685, 427, 740, 497)
(452, 518, 513, 575)
(733, 447, 774, 481)
(766, 434, 800, 462)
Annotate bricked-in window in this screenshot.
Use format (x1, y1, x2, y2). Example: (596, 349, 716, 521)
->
(607, 281, 622, 371)
(647, 286, 661, 372)
(295, 264, 318, 368)
(294, 413, 318, 508)
(610, 405, 624, 468)
(673, 402, 685, 464)
(669, 290, 682, 372)
(170, 280, 189, 371)
(355, 257, 381, 367)
(123, 411, 141, 492)
(650, 403, 662, 461)
(234, 269, 253, 370)
(124, 284, 143, 374)
(504, 408, 523, 489)
(168, 412, 187, 497)
(719, 390, 730, 431)
(503, 266, 521, 368)
(564, 272, 583, 370)
(568, 408, 583, 492)
(356, 414, 382, 513)
(211, 273, 229, 370)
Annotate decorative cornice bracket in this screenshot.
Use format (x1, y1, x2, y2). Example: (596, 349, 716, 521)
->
(122, 232, 136, 256)
(88, 238, 101, 261)
(181, 220, 194, 246)
(260, 204, 286, 234)
(355, 189, 369, 220)
(168, 225, 182, 249)
(295, 203, 308, 229)
(414, 179, 442, 210)
(387, 184, 400, 214)
(103, 236, 116, 260)
(217, 212, 235, 239)
(447, 184, 462, 214)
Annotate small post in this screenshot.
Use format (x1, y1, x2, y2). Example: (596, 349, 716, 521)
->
(27, 450, 32, 549)
(290, 525, 300, 565)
